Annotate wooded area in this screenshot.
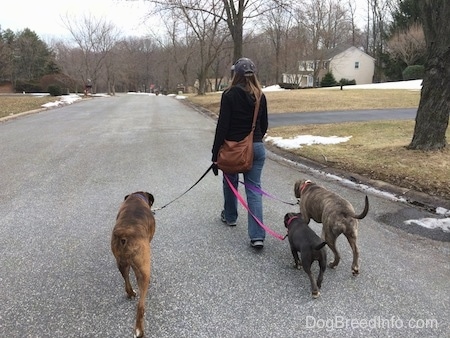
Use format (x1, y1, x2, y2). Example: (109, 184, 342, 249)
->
(1, 0, 424, 94)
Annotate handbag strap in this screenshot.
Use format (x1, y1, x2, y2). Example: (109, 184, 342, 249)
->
(251, 97, 260, 131)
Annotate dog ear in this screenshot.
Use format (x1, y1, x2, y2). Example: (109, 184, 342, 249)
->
(294, 181, 301, 198)
(145, 192, 154, 206)
(315, 242, 327, 250)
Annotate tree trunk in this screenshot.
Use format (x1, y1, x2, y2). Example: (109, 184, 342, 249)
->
(223, 0, 244, 61)
(408, 0, 449, 150)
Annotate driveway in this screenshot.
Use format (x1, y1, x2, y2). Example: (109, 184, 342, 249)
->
(268, 108, 416, 127)
(0, 94, 448, 337)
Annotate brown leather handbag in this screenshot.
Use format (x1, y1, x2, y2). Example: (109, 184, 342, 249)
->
(216, 98, 260, 174)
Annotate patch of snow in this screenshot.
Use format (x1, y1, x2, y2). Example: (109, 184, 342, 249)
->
(41, 94, 83, 108)
(265, 135, 352, 149)
(405, 218, 450, 233)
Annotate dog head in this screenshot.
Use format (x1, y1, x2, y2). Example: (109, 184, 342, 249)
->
(294, 179, 312, 198)
(124, 191, 155, 207)
(284, 212, 302, 228)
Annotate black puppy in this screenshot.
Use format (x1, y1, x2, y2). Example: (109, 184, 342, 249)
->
(284, 212, 327, 298)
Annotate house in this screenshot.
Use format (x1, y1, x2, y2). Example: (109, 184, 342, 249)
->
(297, 45, 375, 86)
(279, 73, 314, 89)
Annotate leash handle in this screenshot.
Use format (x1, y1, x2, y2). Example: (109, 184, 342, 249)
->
(238, 180, 298, 206)
(154, 164, 213, 211)
(224, 174, 285, 240)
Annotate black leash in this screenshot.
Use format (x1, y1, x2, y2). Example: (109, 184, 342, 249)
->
(153, 164, 213, 212)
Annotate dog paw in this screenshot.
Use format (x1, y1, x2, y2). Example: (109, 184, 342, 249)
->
(134, 328, 143, 338)
(127, 290, 137, 299)
(328, 262, 338, 269)
(312, 291, 320, 298)
(352, 269, 359, 276)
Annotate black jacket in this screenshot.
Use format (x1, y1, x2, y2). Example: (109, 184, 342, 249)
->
(211, 86, 268, 162)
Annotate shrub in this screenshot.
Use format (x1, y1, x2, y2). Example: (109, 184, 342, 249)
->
(40, 73, 79, 93)
(48, 85, 62, 96)
(15, 81, 42, 93)
(320, 72, 338, 87)
(339, 78, 356, 86)
(402, 65, 424, 80)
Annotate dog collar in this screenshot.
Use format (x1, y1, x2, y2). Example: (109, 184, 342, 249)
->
(300, 180, 311, 193)
(286, 215, 299, 227)
(133, 192, 149, 204)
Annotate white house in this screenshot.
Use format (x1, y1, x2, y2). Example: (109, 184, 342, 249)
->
(298, 45, 375, 86)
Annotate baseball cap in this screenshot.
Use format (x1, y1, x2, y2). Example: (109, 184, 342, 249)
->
(233, 58, 257, 76)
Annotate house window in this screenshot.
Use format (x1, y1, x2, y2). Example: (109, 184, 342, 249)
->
(355, 61, 360, 69)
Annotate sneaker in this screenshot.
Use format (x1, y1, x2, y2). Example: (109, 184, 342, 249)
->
(221, 210, 236, 226)
(251, 240, 264, 249)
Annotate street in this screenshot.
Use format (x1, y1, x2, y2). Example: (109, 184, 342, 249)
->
(0, 94, 448, 337)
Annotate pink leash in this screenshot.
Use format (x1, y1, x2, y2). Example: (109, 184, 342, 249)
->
(224, 174, 285, 240)
(238, 180, 297, 206)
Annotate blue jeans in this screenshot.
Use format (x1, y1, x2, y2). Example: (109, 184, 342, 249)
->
(222, 142, 266, 241)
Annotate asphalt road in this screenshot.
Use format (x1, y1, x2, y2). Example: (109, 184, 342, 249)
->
(0, 94, 448, 337)
(268, 108, 416, 127)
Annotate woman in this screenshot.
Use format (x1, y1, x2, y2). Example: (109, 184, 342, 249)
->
(211, 57, 268, 249)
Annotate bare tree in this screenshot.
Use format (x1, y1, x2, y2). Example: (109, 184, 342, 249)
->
(144, 0, 291, 62)
(408, 0, 449, 150)
(155, 0, 230, 94)
(387, 22, 425, 66)
(321, 0, 351, 49)
(154, 11, 198, 92)
(365, 0, 396, 81)
(300, 0, 328, 85)
(263, 3, 295, 83)
(61, 14, 121, 94)
(347, 0, 357, 46)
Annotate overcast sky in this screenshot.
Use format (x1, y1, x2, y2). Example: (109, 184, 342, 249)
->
(1, 0, 371, 41)
(0, 0, 154, 40)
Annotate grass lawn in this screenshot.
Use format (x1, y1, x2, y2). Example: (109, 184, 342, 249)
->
(0, 96, 58, 119)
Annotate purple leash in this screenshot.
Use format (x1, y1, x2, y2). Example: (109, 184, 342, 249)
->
(238, 180, 298, 206)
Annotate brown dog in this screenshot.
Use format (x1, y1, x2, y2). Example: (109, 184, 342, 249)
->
(294, 180, 369, 276)
(111, 191, 156, 338)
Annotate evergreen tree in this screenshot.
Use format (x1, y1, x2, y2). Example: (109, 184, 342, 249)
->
(14, 28, 53, 82)
(320, 72, 337, 87)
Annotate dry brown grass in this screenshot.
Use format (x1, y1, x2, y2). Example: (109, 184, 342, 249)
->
(187, 88, 421, 114)
(0, 96, 58, 119)
(186, 88, 449, 201)
(267, 121, 450, 200)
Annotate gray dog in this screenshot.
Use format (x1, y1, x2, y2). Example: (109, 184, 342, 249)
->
(294, 180, 369, 276)
(284, 212, 327, 298)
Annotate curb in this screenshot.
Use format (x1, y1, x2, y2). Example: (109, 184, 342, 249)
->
(0, 108, 48, 122)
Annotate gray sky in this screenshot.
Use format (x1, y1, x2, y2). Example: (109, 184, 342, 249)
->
(0, 0, 153, 39)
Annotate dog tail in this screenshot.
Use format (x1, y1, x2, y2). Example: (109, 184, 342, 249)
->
(354, 195, 369, 219)
(315, 242, 327, 250)
(111, 228, 134, 254)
